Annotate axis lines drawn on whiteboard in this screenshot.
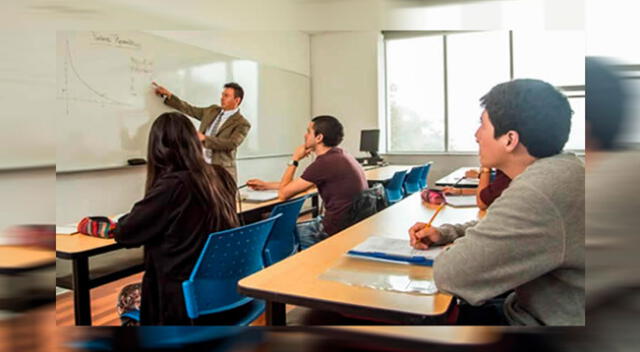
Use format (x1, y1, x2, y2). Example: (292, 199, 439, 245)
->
(58, 38, 154, 112)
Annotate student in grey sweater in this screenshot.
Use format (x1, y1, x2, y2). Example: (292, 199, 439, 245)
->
(409, 79, 584, 326)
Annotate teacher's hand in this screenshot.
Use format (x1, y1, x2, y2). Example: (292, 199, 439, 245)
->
(197, 132, 206, 142)
(152, 81, 172, 99)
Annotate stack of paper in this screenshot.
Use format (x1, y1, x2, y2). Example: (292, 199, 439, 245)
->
(240, 189, 279, 202)
(444, 194, 477, 207)
(347, 236, 444, 266)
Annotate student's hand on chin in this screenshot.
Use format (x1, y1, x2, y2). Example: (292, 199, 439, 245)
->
(292, 144, 311, 161)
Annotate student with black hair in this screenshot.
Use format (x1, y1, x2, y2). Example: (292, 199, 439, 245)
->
(409, 79, 585, 326)
(247, 115, 367, 248)
(114, 112, 239, 325)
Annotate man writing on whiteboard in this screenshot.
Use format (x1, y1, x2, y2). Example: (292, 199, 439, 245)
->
(152, 81, 251, 181)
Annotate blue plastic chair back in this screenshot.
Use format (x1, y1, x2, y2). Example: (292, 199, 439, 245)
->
(403, 166, 423, 195)
(384, 170, 407, 205)
(182, 214, 282, 320)
(121, 309, 140, 322)
(418, 163, 432, 189)
(264, 196, 307, 266)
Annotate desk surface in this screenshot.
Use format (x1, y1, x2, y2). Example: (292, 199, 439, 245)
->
(57, 189, 318, 257)
(55, 234, 117, 258)
(237, 188, 317, 214)
(364, 165, 419, 182)
(239, 192, 482, 323)
(0, 245, 55, 273)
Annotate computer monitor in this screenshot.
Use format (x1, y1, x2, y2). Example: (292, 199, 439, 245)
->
(360, 129, 380, 160)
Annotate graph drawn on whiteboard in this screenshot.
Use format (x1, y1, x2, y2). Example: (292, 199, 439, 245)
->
(58, 35, 154, 112)
(56, 31, 164, 172)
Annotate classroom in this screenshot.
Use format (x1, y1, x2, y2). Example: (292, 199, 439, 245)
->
(4, 0, 637, 349)
(49, 23, 586, 328)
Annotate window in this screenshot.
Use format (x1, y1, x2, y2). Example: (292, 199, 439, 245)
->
(447, 32, 510, 152)
(386, 36, 445, 152)
(565, 96, 585, 150)
(384, 31, 585, 153)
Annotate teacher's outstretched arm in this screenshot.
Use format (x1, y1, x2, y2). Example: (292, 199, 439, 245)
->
(151, 81, 207, 121)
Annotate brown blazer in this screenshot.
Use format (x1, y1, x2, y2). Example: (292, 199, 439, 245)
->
(164, 94, 251, 181)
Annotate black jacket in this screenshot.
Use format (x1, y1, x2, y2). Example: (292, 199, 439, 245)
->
(114, 171, 232, 325)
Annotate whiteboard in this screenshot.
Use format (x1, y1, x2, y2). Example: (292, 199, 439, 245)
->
(56, 31, 310, 172)
(0, 31, 56, 170)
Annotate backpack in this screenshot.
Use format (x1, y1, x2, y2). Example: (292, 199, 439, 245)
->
(342, 183, 388, 229)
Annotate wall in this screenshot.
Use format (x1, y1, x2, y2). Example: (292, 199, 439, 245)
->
(0, 168, 55, 232)
(310, 31, 383, 157)
(56, 31, 311, 224)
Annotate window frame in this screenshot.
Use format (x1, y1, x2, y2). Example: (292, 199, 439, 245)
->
(383, 30, 585, 155)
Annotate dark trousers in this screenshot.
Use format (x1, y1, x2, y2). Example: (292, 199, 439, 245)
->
(456, 297, 509, 325)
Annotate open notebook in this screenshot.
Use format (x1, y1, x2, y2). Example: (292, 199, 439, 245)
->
(240, 189, 279, 203)
(347, 236, 445, 266)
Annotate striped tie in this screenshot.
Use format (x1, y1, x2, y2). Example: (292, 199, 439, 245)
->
(208, 110, 225, 136)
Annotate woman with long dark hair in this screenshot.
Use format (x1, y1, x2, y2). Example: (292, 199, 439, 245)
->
(114, 112, 239, 325)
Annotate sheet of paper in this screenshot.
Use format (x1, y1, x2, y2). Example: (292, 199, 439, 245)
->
(444, 194, 477, 207)
(241, 189, 279, 202)
(350, 236, 444, 259)
(56, 225, 78, 235)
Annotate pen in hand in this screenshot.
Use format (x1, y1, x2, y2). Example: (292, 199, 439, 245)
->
(426, 203, 445, 229)
(410, 203, 446, 248)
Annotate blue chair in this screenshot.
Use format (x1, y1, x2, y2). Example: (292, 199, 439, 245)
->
(403, 166, 423, 195)
(418, 162, 432, 189)
(181, 214, 282, 323)
(263, 196, 308, 267)
(384, 170, 407, 205)
(121, 309, 140, 323)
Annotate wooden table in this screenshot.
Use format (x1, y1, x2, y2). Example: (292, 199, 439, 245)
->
(238, 188, 319, 223)
(56, 189, 319, 326)
(238, 192, 482, 325)
(435, 167, 479, 188)
(55, 234, 139, 326)
(0, 246, 55, 275)
(364, 165, 418, 183)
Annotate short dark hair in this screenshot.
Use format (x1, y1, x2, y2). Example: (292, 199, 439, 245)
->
(586, 57, 625, 150)
(311, 115, 344, 147)
(224, 82, 244, 104)
(480, 79, 572, 158)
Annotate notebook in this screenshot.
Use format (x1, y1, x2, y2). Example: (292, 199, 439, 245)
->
(347, 236, 445, 266)
(455, 177, 479, 186)
(444, 194, 477, 207)
(241, 189, 279, 203)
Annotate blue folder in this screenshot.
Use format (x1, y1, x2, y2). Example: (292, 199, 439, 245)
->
(347, 250, 435, 266)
